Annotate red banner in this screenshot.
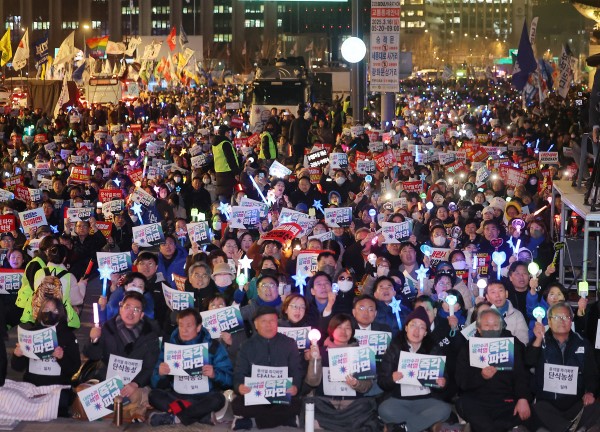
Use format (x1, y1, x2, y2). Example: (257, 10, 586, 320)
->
(262, 222, 303, 244)
(0, 214, 15, 233)
(99, 189, 124, 202)
(95, 221, 113, 239)
(70, 166, 91, 184)
(128, 168, 143, 184)
(14, 185, 30, 202)
(4, 175, 23, 191)
(401, 181, 422, 193)
(373, 149, 397, 170)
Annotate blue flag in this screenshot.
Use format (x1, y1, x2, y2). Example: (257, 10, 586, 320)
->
(34, 33, 49, 68)
(512, 20, 537, 91)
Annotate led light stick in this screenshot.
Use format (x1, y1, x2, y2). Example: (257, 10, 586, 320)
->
(528, 262, 540, 278)
(579, 281, 589, 299)
(313, 199, 323, 215)
(477, 278, 487, 298)
(389, 297, 404, 331)
(217, 202, 231, 220)
(238, 255, 253, 288)
(416, 264, 428, 293)
(445, 294, 458, 316)
(532, 306, 545, 323)
(93, 302, 100, 327)
(248, 174, 269, 205)
(491, 251, 506, 280)
(98, 265, 113, 297)
(551, 242, 565, 266)
(308, 329, 322, 374)
(292, 272, 308, 296)
(131, 202, 144, 224)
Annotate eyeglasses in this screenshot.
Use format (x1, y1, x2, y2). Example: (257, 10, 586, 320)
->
(288, 304, 306, 311)
(259, 283, 277, 290)
(192, 272, 209, 279)
(407, 323, 428, 332)
(121, 305, 142, 315)
(357, 306, 376, 313)
(338, 276, 353, 282)
(549, 315, 571, 322)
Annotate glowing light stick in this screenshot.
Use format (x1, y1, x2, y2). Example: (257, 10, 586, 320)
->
(532, 306, 545, 323)
(389, 297, 404, 330)
(473, 255, 478, 271)
(459, 189, 466, 199)
(491, 251, 506, 280)
(292, 272, 308, 296)
(420, 244, 433, 257)
(190, 208, 199, 222)
(551, 242, 565, 266)
(445, 294, 458, 316)
(313, 199, 323, 214)
(528, 262, 540, 278)
(477, 278, 487, 298)
(425, 202, 434, 211)
(416, 264, 428, 293)
(308, 329, 322, 374)
(578, 281, 589, 299)
(248, 174, 269, 205)
(367, 253, 377, 266)
(238, 255, 253, 287)
(217, 202, 231, 220)
(93, 302, 100, 327)
(98, 265, 113, 297)
(131, 202, 144, 224)
(365, 175, 373, 183)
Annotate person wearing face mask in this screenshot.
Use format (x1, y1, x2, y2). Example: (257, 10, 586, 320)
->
(104, 272, 155, 322)
(211, 262, 237, 305)
(455, 308, 533, 432)
(320, 169, 353, 204)
(11, 297, 80, 417)
(523, 219, 554, 272)
(426, 225, 451, 248)
(330, 268, 356, 315)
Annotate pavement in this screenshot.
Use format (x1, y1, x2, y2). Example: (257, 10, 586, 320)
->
(3, 277, 301, 431)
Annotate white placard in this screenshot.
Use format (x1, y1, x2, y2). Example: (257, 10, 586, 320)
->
(543, 363, 578, 395)
(77, 377, 124, 422)
(29, 358, 61, 376)
(106, 354, 142, 385)
(173, 374, 210, 394)
(322, 366, 356, 397)
(251, 365, 289, 379)
(163, 342, 208, 377)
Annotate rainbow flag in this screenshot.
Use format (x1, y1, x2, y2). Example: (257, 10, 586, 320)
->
(86, 35, 109, 59)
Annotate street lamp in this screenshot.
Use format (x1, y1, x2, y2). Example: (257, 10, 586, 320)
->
(82, 23, 90, 56)
(341, 36, 366, 124)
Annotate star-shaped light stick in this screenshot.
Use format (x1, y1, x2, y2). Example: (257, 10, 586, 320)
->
(22, 151, 28, 160)
(313, 199, 323, 215)
(113, 178, 121, 187)
(217, 202, 231, 220)
(50, 225, 59, 234)
(292, 272, 308, 296)
(237, 255, 253, 287)
(98, 264, 113, 297)
(416, 264, 428, 293)
(131, 202, 144, 224)
(389, 297, 403, 330)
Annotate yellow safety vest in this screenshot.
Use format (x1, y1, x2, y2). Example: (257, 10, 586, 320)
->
(259, 132, 276, 160)
(213, 140, 239, 173)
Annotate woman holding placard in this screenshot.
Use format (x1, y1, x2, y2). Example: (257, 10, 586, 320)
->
(304, 313, 379, 431)
(377, 307, 452, 432)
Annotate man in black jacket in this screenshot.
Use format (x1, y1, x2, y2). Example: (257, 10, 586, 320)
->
(231, 306, 302, 430)
(527, 302, 600, 432)
(288, 108, 310, 165)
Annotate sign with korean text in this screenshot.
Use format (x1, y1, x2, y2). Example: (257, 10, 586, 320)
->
(132, 222, 165, 247)
(269, 160, 292, 178)
(502, 167, 528, 188)
(66, 207, 94, 222)
(356, 159, 376, 175)
(322, 366, 356, 397)
(162, 283, 194, 311)
(106, 354, 142, 385)
(381, 221, 412, 243)
(99, 189, 124, 202)
(229, 206, 260, 229)
(77, 376, 124, 422)
(397, 352, 446, 388)
(187, 222, 211, 245)
(17, 325, 58, 360)
(296, 250, 320, 276)
(164, 342, 208, 376)
(369, 0, 400, 92)
(355, 329, 392, 362)
(262, 222, 303, 243)
(244, 377, 292, 406)
(469, 337, 514, 370)
(329, 153, 349, 169)
(278, 327, 310, 350)
(328, 346, 376, 381)
(543, 363, 577, 395)
(401, 181, 422, 193)
(0, 270, 23, 294)
(129, 187, 156, 207)
(0, 214, 15, 233)
(240, 197, 269, 218)
(4, 175, 23, 191)
(374, 149, 397, 170)
(306, 149, 329, 168)
(96, 221, 113, 239)
(19, 208, 47, 231)
(97, 252, 132, 274)
(70, 166, 91, 184)
(324, 207, 353, 228)
(200, 306, 244, 338)
(539, 152, 559, 165)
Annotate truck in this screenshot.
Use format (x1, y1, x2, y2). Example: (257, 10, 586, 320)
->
(248, 57, 311, 132)
(311, 66, 351, 105)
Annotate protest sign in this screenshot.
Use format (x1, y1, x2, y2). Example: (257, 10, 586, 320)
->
(356, 159, 376, 175)
(106, 354, 142, 385)
(278, 327, 310, 351)
(129, 187, 156, 207)
(543, 364, 577, 395)
(132, 223, 165, 247)
(229, 206, 260, 229)
(355, 329, 392, 362)
(17, 325, 58, 360)
(397, 352, 446, 388)
(539, 151, 559, 165)
(262, 223, 303, 243)
(162, 283, 195, 311)
(164, 342, 208, 376)
(296, 250, 321, 276)
(324, 207, 353, 228)
(19, 208, 47, 231)
(373, 149, 397, 170)
(269, 160, 292, 178)
(0, 270, 23, 294)
(95, 221, 113, 239)
(322, 367, 356, 397)
(381, 221, 412, 243)
(77, 377, 124, 421)
(99, 189, 124, 202)
(240, 197, 269, 218)
(0, 214, 15, 233)
(469, 337, 514, 370)
(328, 346, 376, 381)
(200, 306, 244, 338)
(97, 252, 132, 273)
(244, 377, 292, 406)
(187, 222, 211, 245)
(329, 153, 349, 169)
(66, 207, 94, 222)
(306, 149, 329, 167)
(70, 166, 91, 184)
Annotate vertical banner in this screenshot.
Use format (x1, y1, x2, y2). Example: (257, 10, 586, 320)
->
(369, 0, 401, 93)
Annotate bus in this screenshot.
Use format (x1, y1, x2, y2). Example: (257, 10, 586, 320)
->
(248, 58, 311, 132)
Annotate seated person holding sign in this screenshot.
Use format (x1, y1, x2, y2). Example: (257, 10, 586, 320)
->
(377, 307, 451, 432)
(455, 308, 532, 432)
(83, 291, 161, 422)
(304, 313, 379, 432)
(526, 302, 600, 432)
(231, 306, 303, 430)
(148, 308, 233, 426)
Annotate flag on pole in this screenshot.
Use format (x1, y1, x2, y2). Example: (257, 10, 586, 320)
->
(557, 44, 574, 99)
(441, 65, 453, 80)
(305, 41, 314, 52)
(142, 41, 162, 60)
(12, 30, 29, 71)
(529, 17, 538, 47)
(166, 27, 176, 51)
(86, 35, 109, 59)
(54, 75, 69, 118)
(179, 25, 188, 48)
(125, 36, 142, 57)
(512, 20, 537, 91)
(0, 29, 12, 67)
(34, 33, 49, 68)
(54, 31, 75, 65)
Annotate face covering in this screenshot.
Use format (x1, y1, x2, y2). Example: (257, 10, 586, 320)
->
(432, 236, 446, 246)
(452, 260, 467, 270)
(530, 228, 544, 239)
(337, 280, 353, 292)
(126, 286, 144, 295)
(506, 189, 514, 197)
(214, 274, 232, 287)
(480, 329, 502, 338)
(131, 215, 139, 223)
(319, 264, 336, 278)
(529, 177, 537, 185)
(39, 311, 60, 326)
(377, 266, 390, 277)
(485, 195, 494, 202)
(203, 178, 210, 185)
(174, 176, 182, 183)
(335, 177, 346, 186)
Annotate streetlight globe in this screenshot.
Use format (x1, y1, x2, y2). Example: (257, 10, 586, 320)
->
(341, 37, 366, 63)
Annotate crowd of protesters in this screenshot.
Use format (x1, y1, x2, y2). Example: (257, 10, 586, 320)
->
(0, 77, 596, 431)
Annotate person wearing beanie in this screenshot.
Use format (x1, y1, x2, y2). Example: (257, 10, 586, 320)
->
(377, 306, 452, 431)
(231, 304, 303, 429)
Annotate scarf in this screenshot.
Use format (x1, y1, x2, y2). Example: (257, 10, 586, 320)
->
(115, 315, 143, 349)
(256, 296, 282, 308)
